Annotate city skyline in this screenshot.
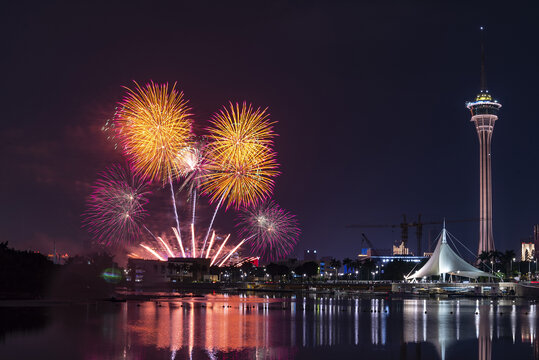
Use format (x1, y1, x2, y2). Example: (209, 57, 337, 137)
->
(2, 2, 539, 260)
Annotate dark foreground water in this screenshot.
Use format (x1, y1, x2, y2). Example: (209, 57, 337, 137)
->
(1, 294, 538, 359)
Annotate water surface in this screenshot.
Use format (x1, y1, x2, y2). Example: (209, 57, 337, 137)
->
(1, 293, 537, 359)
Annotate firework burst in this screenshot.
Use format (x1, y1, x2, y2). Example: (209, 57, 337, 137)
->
(208, 102, 275, 162)
(238, 201, 300, 261)
(115, 81, 193, 183)
(176, 141, 208, 196)
(202, 102, 279, 209)
(83, 164, 150, 247)
(203, 147, 278, 209)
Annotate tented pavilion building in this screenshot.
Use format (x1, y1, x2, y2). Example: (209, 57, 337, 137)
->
(406, 224, 495, 282)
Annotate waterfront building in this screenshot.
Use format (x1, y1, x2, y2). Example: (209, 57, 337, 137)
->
(318, 256, 334, 277)
(406, 224, 494, 281)
(126, 257, 210, 284)
(167, 257, 210, 282)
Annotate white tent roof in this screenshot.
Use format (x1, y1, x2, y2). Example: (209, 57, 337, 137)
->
(406, 226, 495, 280)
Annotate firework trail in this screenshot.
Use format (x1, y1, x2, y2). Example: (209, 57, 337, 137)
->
(200, 194, 225, 258)
(176, 142, 209, 256)
(168, 175, 185, 256)
(237, 201, 300, 261)
(172, 227, 186, 257)
(205, 231, 216, 258)
(140, 244, 165, 261)
(83, 164, 150, 247)
(210, 234, 230, 267)
(217, 235, 254, 267)
(190, 223, 196, 257)
(157, 236, 175, 258)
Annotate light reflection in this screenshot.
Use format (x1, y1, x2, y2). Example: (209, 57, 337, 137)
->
(109, 295, 538, 359)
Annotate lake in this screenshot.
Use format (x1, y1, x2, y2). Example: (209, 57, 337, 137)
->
(1, 293, 537, 359)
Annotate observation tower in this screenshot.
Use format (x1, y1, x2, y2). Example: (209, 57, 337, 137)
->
(466, 27, 502, 257)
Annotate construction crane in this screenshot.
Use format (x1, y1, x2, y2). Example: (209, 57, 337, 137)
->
(360, 233, 379, 256)
(347, 214, 478, 256)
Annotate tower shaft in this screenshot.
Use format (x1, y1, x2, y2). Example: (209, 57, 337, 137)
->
(473, 114, 497, 254)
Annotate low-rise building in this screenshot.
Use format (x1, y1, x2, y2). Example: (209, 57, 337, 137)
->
(126, 257, 211, 285)
(393, 241, 411, 255)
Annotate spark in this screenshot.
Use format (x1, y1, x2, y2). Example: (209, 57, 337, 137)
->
(168, 175, 184, 256)
(172, 227, 186, 257)
(158, 236, 175, 258)
(191, 223, 196, 258)
(205, 231, 216, 259)
(201, 194, 225, 257)
(217, 236, 252, 267)
(140, 244, 165, 261)
(210, 234, 230, 267)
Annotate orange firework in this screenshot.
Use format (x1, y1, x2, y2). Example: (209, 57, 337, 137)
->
(202, 102, 279, 209)
(203, 147, 278, 208)
(115, 81, 193, 183)
(208, 102, 275, 163)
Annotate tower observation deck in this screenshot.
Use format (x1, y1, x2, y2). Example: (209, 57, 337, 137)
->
(465, 27, 502, 257)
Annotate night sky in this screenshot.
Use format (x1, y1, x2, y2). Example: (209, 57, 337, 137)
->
(2, 1, 539, 261)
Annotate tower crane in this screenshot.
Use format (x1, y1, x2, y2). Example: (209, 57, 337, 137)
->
(360, 233, 379, 256)
(347, 214, 478, 256)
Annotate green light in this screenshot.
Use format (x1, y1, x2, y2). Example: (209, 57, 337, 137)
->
(102, 268, 122, 283)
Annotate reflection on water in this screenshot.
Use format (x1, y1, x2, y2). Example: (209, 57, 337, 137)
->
(1, 295, 538, 359)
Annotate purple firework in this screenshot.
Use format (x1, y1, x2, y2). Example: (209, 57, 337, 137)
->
(83, 164, 150, 247)
(237, 201, 300, 261)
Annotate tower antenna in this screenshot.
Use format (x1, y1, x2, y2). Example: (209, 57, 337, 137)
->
(480, 26, 486, 91)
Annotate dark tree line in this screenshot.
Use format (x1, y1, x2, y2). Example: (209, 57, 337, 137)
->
(0, 242, 57, 298)
(0, 242, 118, 299)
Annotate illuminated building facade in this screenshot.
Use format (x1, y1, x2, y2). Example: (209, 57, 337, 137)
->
(466, 27, 502, 256)
(392, 241, 411, 255)
(521, 242, 535, 262)
(534, 224, 539, 259)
